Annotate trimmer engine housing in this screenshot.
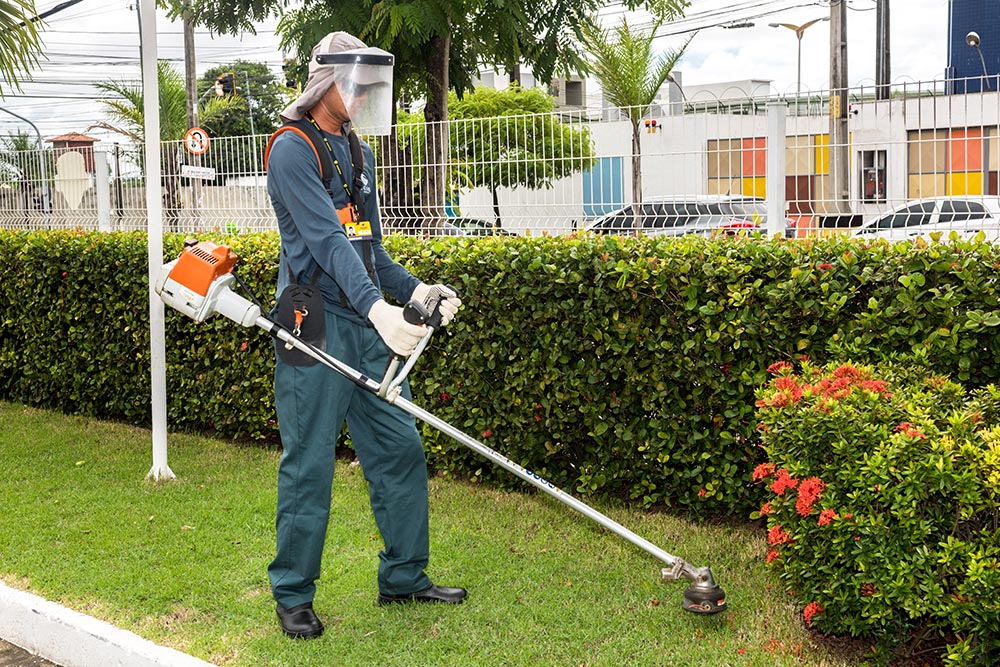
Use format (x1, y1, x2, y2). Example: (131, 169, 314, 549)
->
(155, 240, 259, 326)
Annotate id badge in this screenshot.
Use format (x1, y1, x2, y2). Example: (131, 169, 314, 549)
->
(345, 219, 373, 241)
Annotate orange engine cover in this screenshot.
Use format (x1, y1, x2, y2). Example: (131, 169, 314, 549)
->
(169, 241, 238, 296)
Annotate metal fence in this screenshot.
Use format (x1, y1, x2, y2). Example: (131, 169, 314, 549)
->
(3, 76, 1000, 240)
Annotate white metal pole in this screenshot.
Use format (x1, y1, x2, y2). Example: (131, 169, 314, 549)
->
(766, 101, 787, 238)
(140, 0, 173, 480)
(95, 151, 111, 232)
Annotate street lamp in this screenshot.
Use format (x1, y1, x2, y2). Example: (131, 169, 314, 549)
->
(769, 17, 831, 98)
(966, 31, 992, 91)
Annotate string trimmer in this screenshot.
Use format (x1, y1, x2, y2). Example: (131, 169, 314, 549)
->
(155, 240, 728, 615)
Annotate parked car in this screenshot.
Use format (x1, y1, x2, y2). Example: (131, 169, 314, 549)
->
(850, 197, 1000, 241)
(583, 196, 775, 238)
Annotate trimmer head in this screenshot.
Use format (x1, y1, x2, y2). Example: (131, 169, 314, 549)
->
(663, 564, 728, 614)
(682, 579, 728, 615)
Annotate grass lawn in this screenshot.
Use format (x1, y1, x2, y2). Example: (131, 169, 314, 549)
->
(0, 401, 867, 666)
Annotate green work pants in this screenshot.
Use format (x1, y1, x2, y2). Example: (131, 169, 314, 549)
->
(268, 310, 432, 608)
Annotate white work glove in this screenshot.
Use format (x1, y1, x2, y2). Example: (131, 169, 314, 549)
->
(367, 300, 426, 356)
(411, 283, 462, 327)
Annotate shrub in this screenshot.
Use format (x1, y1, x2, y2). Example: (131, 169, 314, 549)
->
(5, 230, 1000, 518)
(755, 360, 1000, 665)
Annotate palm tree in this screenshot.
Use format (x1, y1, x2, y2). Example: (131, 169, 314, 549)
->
(0, 0, 43, 94)
(581, 18, 690, 210)
(90, 60, 241, 228)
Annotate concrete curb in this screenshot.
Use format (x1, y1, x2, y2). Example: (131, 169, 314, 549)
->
(0, 582, 217, 667)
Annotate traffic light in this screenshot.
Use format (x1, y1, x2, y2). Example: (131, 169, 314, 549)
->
(214, 72, 235, 96)
(282, 58, 298, 89)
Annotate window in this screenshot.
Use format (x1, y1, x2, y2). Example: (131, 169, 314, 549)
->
(938, 199, 970, 224)
(565, 81, 584, 107)
(968, 201, 988, 218)
(860, 150, 887, 203)
(875, 202, 934, 229)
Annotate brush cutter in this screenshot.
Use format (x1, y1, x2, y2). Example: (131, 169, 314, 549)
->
(155, 240, 728, 615)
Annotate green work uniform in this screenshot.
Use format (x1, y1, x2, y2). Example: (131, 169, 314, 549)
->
(266, 126, 430, 608)
(269, 312, 432, 606)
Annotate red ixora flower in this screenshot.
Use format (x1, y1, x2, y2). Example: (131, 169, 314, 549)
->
(698, 488, 707, 498)
(817, 509, 837, 526)
(766, 549, 780, 563)
(753, 462, 775, 482)
(481, 429, 493, 438)
(796, 477, 827, 516)
(767, 361, 795, 375)
(895, 422, 926, 439)
(760, 501, 772, 516)
(768, 524, 792, 546)
(817, 263, 833, 271)
(832, 364, 863, 379)
(803, 601, 824, 626)
(440, 392, 452, 401)
(770, 468, 799, 496)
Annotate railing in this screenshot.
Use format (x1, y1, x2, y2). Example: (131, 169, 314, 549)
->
(2, 76, 999, 240)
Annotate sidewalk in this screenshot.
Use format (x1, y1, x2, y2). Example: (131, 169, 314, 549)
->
(0, 583, 216, 667)
(0, 640, 60, 667)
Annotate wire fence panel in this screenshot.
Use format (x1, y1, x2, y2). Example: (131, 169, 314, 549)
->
(2, 76, 1000, 240)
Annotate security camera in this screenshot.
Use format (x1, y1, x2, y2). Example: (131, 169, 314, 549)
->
(967, 31, 981, 48)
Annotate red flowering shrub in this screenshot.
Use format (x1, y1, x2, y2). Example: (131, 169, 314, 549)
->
(755, 361, 1000, 666)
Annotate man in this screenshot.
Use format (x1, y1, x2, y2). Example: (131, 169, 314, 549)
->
(265, 31, 466, 640)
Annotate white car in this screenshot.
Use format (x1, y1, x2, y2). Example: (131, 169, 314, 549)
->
(583, 196, 774, 238)
(851, 197, 1000, 241)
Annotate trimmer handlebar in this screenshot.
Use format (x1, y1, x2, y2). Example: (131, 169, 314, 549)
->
(380, 287, 456, 399)
(403, 284, 456, 329)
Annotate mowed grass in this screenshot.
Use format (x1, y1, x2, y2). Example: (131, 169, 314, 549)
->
(0, 402, 865, 666)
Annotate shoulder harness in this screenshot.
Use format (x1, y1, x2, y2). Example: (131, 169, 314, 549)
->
(264, 119, 377, 309)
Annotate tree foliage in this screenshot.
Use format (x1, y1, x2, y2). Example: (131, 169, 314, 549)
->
(394, 86, 595, 223)
(0, 0, 42, 94)
(198, 60, 286, 138)
(449, 86, 595, 191)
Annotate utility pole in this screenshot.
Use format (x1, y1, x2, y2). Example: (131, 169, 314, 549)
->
(829, 0, 850, 215)
(183, 7, 201, 216)
(183, 11, 197, 130)
(875, 0, 890, 100)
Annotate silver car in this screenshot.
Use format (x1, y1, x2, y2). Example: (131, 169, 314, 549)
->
(583, 196, 769, 238)
(851, 197, 1000, 241)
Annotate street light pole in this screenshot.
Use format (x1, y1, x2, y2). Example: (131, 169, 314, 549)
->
(240, 70, 263, 210)
(769, 17, 830, 98)
(966, 32, 992, 92)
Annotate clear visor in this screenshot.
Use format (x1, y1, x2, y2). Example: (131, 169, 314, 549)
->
(315, 48, 394, 136)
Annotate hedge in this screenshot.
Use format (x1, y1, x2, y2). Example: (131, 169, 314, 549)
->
(4, 230, 1000, 516)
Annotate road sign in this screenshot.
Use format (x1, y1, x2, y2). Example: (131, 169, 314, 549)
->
(180, 165, 217, 180)
(184, 127, 210, 155)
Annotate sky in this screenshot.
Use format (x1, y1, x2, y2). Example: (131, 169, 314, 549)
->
(0, 0, 953, 144)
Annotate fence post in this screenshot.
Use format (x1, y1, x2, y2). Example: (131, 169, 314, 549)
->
(95, 152, 112, 232)
(766, 101, 787, 237)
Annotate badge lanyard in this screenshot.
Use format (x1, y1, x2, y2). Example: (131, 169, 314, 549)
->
(305, 114, 363, 222)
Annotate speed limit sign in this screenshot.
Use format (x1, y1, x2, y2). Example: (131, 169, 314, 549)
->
(184, 127, 210, 155)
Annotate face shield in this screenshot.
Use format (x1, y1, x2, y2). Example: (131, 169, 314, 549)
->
(314, 47, 394, 136)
